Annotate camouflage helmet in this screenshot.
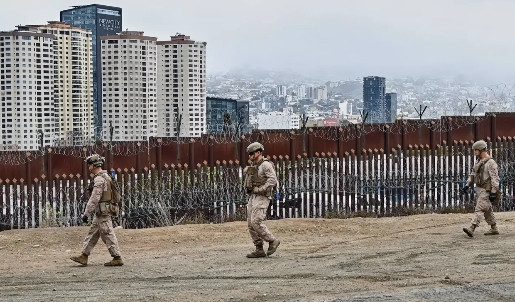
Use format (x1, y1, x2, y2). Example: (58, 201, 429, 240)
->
(85, 154, 105, 167)
(246, 142, 264, 154)
(472, 140, 487, 151)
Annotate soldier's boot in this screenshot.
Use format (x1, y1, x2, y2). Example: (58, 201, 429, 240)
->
(104, 256, 124, 266)
(267, 239, 281, 256)
(246, 245, 266, 258)
(463, 224, 477, 237)
(70, 253, 88, 266)
(484, 224, 500, 236)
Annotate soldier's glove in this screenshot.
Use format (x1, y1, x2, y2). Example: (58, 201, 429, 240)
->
(489, 192, 497, 202)
(253, 187, 260, 194)
(82, 215, 89, 224)
(460, 186, 469, 195)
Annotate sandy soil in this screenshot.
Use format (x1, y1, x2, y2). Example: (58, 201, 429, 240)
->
(2, 213, 515, 302)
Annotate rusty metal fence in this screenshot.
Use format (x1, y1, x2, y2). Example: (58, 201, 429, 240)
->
(1, 137, 514, 230)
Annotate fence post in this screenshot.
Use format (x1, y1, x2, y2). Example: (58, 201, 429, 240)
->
(156, 138, 163, 179)
(189, 138, 195, 169)
(136, 142, 142, 174)
(25, 152, 32, 188)
(384, 125, 390, 155)
(240, 135, 247, 165)
(429, 121, 435, 149)
(446, 117, 452, 145)
(234, 137, 240, 161)
(490, 114, 496, 141)
(337, 128, 344, 158)
(290, 130, 295, 159)
(208, 135, 214, 167)
(25, 153, 32, 228)
(47, 148, 53, 183)
(473, 117, 480, 141)
(308, 128, 314, 158)
(354, 124, 361, 157)
(401, 121, 407, 151)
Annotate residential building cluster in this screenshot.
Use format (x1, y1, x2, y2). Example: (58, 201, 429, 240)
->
(208, 71, 514, 130)
(0, 4, 207, 151)
(0, 22, 94, 150)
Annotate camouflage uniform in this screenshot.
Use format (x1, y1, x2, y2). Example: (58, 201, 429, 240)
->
(81, 170, 122, 258)
(466, 157, 500, 227)
(246, 159, 278, 247)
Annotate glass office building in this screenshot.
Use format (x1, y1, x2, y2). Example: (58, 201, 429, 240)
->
(363, 76, 386, 124)
(206, 97, 250, 135)
(61, 4, 122, 138)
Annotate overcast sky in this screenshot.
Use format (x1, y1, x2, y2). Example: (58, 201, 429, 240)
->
(1, 0, 514, 83)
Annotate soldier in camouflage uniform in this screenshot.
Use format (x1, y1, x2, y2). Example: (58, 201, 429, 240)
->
(462, 140, 500, 237)
(70, 154, 124, 266)
(244, 142, 281, 258)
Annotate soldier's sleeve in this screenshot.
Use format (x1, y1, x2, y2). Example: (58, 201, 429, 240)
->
(84, 176, 105, 216)
(487, 161, 500, 193)
(258, 162, 278, 192)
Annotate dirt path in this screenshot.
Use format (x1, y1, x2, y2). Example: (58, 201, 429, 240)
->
(2, 213, 515, 301)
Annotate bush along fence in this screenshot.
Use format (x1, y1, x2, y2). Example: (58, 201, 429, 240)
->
(0, 137, 514, 230)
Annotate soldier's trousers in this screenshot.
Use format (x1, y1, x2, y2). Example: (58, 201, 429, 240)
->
(471, 188, 496, 226)
(247, 194, 276, 246)
(82, 215, 121, 257)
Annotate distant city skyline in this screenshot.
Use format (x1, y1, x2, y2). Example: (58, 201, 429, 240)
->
(1, 0, 515, 84)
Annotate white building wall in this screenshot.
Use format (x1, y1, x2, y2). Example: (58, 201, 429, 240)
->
(101, 31, 158, 141)
(277, 85, 286, 97)
(157, 34, 206, 138)
(297, 85, 306, 99)
(0, 31, 56, 150)
(256, 112, 300, 130)
(36, 23, 94, 146)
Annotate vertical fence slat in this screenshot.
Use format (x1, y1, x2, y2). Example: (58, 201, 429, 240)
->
(331, 152, 338, 215)
(5, 180, 12, 228)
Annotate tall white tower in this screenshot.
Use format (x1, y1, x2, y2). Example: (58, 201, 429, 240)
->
(100, 31, 158, 141)
(0, 30, 56, 151)
(157, 34, 206, 138)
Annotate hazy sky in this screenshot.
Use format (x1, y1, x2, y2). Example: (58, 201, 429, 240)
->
(1, 0, 514, 82)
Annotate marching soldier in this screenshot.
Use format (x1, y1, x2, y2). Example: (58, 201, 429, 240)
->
(243, 142, 281, 258)
(70, 154, 124, 266)
(462, 140, 500, 237)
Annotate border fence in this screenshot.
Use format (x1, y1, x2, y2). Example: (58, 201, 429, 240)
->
(1, 137, 514, 230)
(1, 113, 515, 181)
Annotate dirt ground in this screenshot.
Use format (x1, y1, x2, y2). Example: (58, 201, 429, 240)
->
(2, 213, 515, 302)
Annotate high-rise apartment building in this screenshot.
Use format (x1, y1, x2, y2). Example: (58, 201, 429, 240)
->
(315, 85, 328, 101)
(100, 31, 157, 141)
(61, 4, 122, 137)
(307, 86, 315, 99)
(0, 30, 56, 150)
(16, 22, 94, 146)
(296, 85, 306, 99)
(276, 85, 286, 97)
(157, 34, 206, 138)
(363, 76, 386, 123)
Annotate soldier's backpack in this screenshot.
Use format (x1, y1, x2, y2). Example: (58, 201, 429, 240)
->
(107, 176, 122, 216)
